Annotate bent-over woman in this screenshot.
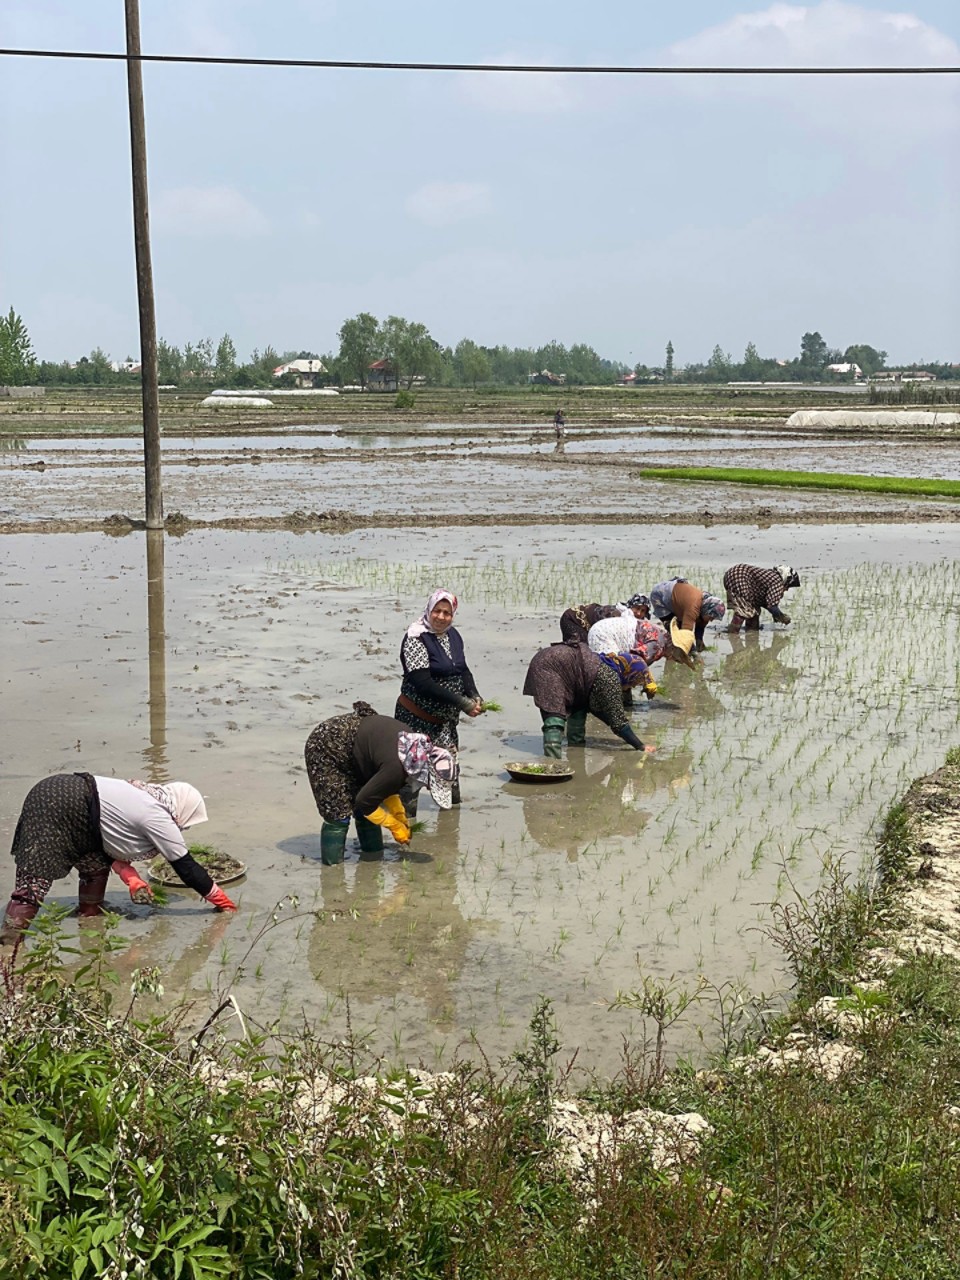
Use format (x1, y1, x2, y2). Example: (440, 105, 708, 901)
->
(395, 589, 483, 809)
(1, 772, 235, 944)
(559, 594, 649, 645)
(650, 578, 726, 653)
(522, 641, 657, 758)
(305, 702, 457, 865)
(723, 564, 800, 632)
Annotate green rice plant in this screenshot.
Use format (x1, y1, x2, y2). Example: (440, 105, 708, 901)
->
(637, 464, 960, 497)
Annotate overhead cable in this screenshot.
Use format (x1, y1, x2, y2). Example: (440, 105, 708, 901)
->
(0, 47, 957, 74)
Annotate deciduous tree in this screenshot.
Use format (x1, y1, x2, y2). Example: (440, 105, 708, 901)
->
(338, 312, 381, 387)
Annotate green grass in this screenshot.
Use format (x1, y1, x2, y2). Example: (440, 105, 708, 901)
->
(635, 465, 960, 499)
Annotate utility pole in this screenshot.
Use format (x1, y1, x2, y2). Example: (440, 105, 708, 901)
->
(124, 0, 163, 529)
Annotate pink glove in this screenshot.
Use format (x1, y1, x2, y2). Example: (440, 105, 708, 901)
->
(205, 883, 237, 912)
(112, 860, 154, 904)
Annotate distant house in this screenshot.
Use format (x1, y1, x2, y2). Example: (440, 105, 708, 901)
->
(273, 358, 327, 388)
(527, 369, 567, 386)
(872, 370, 937, 384)
(111, 360, 141, 374)
(367, 359, 398, 392)
(826, 362, 864, 380)
(618, 371, 637, 385)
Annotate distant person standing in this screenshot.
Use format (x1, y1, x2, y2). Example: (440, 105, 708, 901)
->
(553, 409, 566, 451)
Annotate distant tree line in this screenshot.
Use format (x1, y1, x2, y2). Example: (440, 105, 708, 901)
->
(1, 306, 956, 388)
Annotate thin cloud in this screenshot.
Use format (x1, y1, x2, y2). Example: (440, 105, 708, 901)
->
(660, 2, 960, 144)
(667, 1, 958, 67)
(405, 181, 492, 228)
(153, 185, 270, 238)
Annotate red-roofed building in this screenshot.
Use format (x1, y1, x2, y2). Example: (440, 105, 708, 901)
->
(368, 359, 398, 392)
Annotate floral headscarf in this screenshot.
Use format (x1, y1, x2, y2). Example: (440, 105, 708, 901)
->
(406, 589, 459, 640)
(633, 619, 668, 665)
(775, 565, 801, 590)
(599, 651, 651, 691)
(700, 595, 726, 621)
(397, 732, 457, 809)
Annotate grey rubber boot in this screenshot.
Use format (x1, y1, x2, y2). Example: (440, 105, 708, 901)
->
(566, 709, 588, 746)
(541, 714, 566, 759)
(355, 815, 384, 856)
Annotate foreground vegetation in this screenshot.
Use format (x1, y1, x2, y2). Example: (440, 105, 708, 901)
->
(638, 465, 960, 500)
(2, 752, 960, 1278)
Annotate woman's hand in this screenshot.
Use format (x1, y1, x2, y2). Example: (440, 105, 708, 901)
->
(643, 744, 657, 755)
(466, 698, 484, 718)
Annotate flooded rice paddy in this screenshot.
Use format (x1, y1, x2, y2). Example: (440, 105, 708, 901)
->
(2, 518, 958, 1077)
(4, 423, 960, 527)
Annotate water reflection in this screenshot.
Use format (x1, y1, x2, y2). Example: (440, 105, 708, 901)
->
(88, 910, 235, 1007)
(308, 810, 473, 1016)
(143, 530, 168, 780)
(718, 632, 800, 691)
(0, 435, 26, 453)
(515, 748, 694, 859)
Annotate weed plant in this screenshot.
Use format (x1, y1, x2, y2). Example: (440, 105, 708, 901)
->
(5, 878, 960, 1278)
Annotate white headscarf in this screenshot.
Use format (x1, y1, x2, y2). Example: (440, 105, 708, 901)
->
(406, 589, 459, 639)
(163, 782, 208, 829)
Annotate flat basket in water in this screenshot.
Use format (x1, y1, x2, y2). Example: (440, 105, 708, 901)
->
(505, 760, 574, 784)
(148, 848, 247, 886)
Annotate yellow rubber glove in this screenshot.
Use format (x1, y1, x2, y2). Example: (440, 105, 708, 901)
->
(382, 794, 407, 823)
(644, 678, 658, 700)
(365, 806, 411, 845)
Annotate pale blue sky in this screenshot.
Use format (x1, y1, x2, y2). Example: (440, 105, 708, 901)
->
(1, 1, 957, 368)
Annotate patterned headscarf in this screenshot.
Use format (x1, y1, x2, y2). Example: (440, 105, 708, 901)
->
(775, 565, 800, 589)
(625, 594, 650, 613)
(127, 779, 208, 829)
(633, 619, 668, 665)
(599, 651, 651, 690)
(406, 589, 459, 639)
(700, 594, 726, 621)
(397, 732, 457, 809)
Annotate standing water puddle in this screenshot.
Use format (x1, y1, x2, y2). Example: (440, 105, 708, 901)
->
(1, 522, 957, 1077)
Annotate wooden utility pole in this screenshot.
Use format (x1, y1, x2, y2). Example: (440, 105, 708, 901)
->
(124, 0, 163, 529)
(145, 528, 168, 780)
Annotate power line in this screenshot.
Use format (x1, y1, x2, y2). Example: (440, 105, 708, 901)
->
(0, 47, 958, 74)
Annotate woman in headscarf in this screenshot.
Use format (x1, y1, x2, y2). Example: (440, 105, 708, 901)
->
(558, 594, 649, 644)
(522, 640, 658, 758)
(723, 564, 800, 632)
(649, 578, 726, 654)
(304, 702, 457, 865)
(395, 589, 483, 809)
(587, 614, 687, 669)
(1, 772, 235, 944)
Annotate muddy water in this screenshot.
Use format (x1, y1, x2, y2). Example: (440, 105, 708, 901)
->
(2, 522, 958, 1077)
(5, 442, 960, 526)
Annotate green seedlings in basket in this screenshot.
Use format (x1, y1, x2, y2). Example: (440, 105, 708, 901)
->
(481, 699, 504, 713)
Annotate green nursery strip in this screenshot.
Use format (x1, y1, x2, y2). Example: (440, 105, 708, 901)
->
(636, 466, 960, 498)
